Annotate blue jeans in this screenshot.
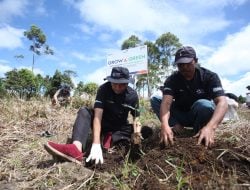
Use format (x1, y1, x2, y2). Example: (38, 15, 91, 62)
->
(150, 96, 215, 133)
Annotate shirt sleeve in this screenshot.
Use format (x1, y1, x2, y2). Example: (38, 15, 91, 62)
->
(162, 75, 175, 96)
(207, 72, 225, 99)
(132, 94, 140, 117)
(127, 88, 140, 118)
(94, 85, 105, 109)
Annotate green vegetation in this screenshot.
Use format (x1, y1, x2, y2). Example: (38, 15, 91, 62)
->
(1, 24, 185, 100)
(121, 33, 182, 97)
(24, 25, 54, 72)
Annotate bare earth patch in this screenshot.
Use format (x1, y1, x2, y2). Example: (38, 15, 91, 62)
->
(0, 99, 249, 189)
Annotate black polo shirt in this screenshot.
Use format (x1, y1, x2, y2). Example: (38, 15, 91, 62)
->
(163, 67, 224, 111)
(94, 82, 140, 128)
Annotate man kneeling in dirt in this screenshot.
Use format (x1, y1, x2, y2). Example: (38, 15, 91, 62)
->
(52, 84, 72, 106)
(150, 46, 228, 148)
(45, 67, 142, 164)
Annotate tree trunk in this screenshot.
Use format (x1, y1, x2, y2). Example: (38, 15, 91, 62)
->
(32, 53, 34, 72)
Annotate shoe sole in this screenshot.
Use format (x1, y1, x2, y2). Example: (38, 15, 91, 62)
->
(44, 143, 82, 165)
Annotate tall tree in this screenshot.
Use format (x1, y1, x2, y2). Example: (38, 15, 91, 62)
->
(14, 54, 24, 64)
(120, 32, 182, 97)
(155, 32, 182, 81)
(4, 68, 38, 99)
(24, 25, 54, 72)
(4, 69, 20, 95)
(64, 70, 77, 78)
(143, 41, 161, 96)
(121, 35, 142, 50)
(45, 70, 75, 98)
(83, 82, 99, 96)
(0, 78, 7, 98)
(74, 81, 85, 96)
(35, 73, 46, 96)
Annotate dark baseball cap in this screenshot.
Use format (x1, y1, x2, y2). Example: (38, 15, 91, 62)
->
(105, 67, 133, 84)
(174, 46, 196, 64)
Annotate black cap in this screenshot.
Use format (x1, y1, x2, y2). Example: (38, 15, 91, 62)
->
(174, 46, 196, 64)
(105, 67, 133, 84)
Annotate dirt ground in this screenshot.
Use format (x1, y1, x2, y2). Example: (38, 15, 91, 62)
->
(87, 126, 249, 190)
(0, 99, 249, 190)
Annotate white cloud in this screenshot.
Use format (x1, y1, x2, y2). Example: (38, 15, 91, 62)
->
(71, 51, 105, 63)
(59, 61, 76, 69)
(83, 66, 108, 85)
(98, 33, 112, 42)
(0, 59, 10, 64)
(195, 24, 250, 97)
(0, 25, 24, 49)
(68, 0, 243, 43)
(0, 63, 12, 77)
(204, 24, 250, 77)
(0, 0, 47, 22)
(0, 0, 29, 22)
(34, 0, 47, 15)
(221, 72, 250, 97)
(0, 62, 45, 77)
(32, 67, 44, 76)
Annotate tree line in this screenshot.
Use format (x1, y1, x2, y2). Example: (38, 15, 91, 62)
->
(0, 68, 97, 99)
(0, 24, 183, 100)
(121, 34, 182, 97)
(0, 24, 248, 102)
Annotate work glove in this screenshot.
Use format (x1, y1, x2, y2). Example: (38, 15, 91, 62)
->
(86, 143, 103, 164)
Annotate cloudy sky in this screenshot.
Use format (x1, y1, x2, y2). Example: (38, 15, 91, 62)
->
(0, 0, 250, 96)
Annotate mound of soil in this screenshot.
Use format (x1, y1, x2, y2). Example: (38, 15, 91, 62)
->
(85, 130, 250, 189)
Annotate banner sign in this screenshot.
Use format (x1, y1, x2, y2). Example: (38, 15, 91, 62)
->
(106, 45, 148, 75)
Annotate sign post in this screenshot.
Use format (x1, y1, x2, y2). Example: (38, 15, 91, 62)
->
(106, 45, 148, 75)
(106, 45, 148, 96)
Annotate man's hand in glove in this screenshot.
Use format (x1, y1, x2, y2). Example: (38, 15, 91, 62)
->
(86, 144, 103, 164)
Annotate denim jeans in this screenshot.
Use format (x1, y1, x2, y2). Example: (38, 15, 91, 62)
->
(150, 96, 215, 133)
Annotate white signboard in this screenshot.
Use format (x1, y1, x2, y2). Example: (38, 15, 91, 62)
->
(107, 45, 148, 75)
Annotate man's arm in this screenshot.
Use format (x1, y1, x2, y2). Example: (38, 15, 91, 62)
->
(133, 117, 141, 133)
(86, 108, 104, 164)
(160, 95, 174, 146)
(196, 95, 228, 147)
(131, 117, 142, 145)
(92, 108, 103, 144)
(207, 96, 228, 129)
(52, 89, 61, 105)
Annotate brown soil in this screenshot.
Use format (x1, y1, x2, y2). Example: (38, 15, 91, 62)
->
(0, 100, 249, 190)
(86, 128, 250, 189)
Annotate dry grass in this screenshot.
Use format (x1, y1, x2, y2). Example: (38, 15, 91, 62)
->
(0, 98, 90, 189)
(0, 98, 249, 189)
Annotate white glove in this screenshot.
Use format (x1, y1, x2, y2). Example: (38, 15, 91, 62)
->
(86, 144, 103, 164)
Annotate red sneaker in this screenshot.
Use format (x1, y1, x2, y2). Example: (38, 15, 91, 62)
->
(103, 132, 112, 149)
(44, 141, 83, 165)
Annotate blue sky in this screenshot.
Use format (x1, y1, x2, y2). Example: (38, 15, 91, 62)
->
(0, 0, 250, 96)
